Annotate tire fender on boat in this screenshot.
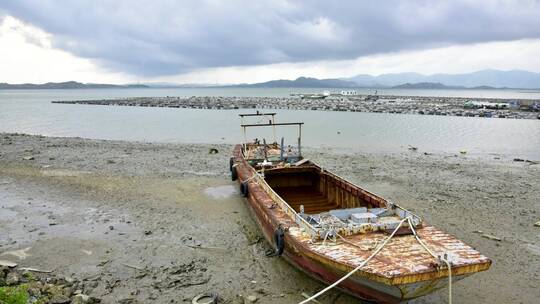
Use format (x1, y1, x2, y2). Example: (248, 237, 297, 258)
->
(274, 224, 285, 256)
(231, 165, 238, 181)
(240, 181, 249, 197)
(229, 157, 234, 172)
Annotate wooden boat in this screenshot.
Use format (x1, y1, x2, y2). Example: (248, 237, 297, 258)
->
(230, 112, 491, 303)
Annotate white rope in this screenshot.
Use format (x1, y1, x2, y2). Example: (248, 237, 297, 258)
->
(406, 217, 437, 257)
(299, 217, 453, 304)
(441, 257, 452, 304)
(407, 218, 452, 304)
(242, 171, 262, 184)
(298, 217, 408, 304)
(321, 231, 330, 247)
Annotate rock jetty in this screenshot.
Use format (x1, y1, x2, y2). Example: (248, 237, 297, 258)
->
(52, 95, 540, 120)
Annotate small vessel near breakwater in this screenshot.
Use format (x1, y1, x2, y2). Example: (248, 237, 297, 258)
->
(230, 112, 491, 303)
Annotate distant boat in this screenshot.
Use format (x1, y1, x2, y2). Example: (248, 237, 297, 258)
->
(292, 90, 331, 100)
(340, 90, 358, 96)
(230, 112, 491, 303)
(463, 100, 508, 109)
(365, 90, 379, 101)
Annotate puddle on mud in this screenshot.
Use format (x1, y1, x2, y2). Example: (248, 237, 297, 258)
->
(0, 178, 14, 185)
(41, 169, 92, 177)
(203, 185, 237, 199)
(0, 247, 32, 260)
(0, 183, 137, 248)
(525, 244, 540, 256)
(0, 208, 18, 221)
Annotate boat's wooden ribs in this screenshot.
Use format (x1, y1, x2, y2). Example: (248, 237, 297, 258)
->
(265, 166, 389, 213)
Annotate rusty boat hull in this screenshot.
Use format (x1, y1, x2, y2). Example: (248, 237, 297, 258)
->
(231, 142, 491, 303)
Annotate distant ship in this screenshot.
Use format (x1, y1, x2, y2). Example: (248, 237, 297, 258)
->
(291, 90, 331, 100)
(365, 90, 379, 101)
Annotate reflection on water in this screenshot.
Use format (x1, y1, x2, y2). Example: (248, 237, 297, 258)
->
(1, 88, 539, 160)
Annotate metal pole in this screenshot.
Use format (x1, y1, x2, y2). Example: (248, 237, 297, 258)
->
(243, 126, 247, 152)
(272, 115, 276, 143)
(263, 138, 267, 159)
(298, 124, 302, 157)
(241, 116, 245, 151)
(280, 137, 284, 160)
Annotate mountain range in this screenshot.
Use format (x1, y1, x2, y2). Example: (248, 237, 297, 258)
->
(240, 69, 540, 89)
(344, 69, 540, 89)
(235, 77, 358, 88)
(1, 70, 539, 89)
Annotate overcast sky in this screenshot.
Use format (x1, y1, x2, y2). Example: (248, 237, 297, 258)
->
(1, 0, 540, 84)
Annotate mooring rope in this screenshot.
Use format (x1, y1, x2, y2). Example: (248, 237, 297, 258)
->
(240, 167, 265, 184)
(407, 217, 452, 304)
(298, 217, 408, 304)
(299, 217, 453, 304)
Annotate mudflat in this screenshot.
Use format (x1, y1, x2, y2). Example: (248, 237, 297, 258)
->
(1, 133, 538, 303)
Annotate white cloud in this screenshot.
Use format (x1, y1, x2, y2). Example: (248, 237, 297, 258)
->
(2, 15, 540, 85)
(0, 16, 132, 84)
(3, 1, 540, 77)
(288, 17, 349, 44)
(154, 39, 540, 84)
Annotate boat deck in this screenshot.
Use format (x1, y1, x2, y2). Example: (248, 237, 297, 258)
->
(273, 186, 338, 214)
(288, 224, 491, 285)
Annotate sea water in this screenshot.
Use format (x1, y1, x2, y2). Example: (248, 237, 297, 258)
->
(0, 88, 539, 160)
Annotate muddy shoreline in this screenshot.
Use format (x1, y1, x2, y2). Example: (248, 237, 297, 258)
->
(1, 133, 539, 303)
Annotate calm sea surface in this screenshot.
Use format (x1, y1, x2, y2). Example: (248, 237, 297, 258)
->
(1, 88, 539, 160)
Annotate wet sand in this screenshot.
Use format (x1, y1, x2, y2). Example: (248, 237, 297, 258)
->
(1, 133, 539, 303)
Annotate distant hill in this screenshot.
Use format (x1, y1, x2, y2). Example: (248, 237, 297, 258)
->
(3, 69, 540, 90)
(0, 81, 148, 89)
(390, 82, 507, 90)
(345, 69, 540, 89)
(391, 82, 461, 89)
(237, 77, 358, 88)
(234, 70, 540, 89)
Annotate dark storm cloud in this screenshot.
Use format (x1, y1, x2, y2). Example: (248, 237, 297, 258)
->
(2, 0, 540, 76)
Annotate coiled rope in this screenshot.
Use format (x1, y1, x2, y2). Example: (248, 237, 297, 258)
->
(299, 217, 453, 304)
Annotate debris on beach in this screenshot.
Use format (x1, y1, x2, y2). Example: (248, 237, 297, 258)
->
(192, 292, 219, 304)
(0, 260, 18, 268)
(513, 158, 539, 164)
(481, 234, 502, 241)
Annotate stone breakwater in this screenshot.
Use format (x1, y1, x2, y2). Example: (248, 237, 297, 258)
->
(52, 95, 540, 120)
